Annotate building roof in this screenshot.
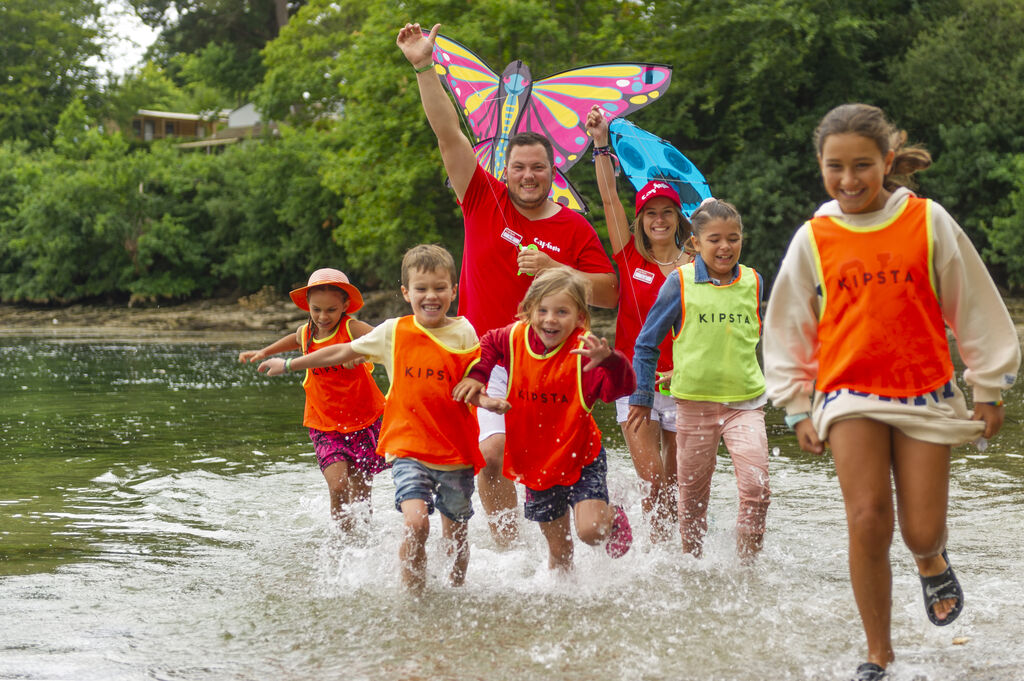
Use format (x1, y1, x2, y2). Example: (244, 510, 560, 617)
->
(136, 109, 223, 121)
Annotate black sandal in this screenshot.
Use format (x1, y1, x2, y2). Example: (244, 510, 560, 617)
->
(852, 662, 887, 681)
(919, 549, 964, 626)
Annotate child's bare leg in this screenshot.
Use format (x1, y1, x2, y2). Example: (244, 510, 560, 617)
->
(830, 418, 896, 669)
(538, 514, 574, 571)
(661, 426, 679, 518)
(621, 421, 673, 542)
(573, 498, 613, 545)
(478, 433, 519, 548)
(399, 499, 430, 593)
(441, 516, 470, 586)
(347, 466, 372, 507)
(322, 461, 356, 530)
(891, 430, 957, 621)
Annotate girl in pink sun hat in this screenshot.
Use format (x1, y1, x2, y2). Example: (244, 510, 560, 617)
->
(240, 268, 387, 530)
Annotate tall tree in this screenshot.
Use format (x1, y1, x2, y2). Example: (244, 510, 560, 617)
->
(0, 0, 103, 146)
(130, 0, 306, 104)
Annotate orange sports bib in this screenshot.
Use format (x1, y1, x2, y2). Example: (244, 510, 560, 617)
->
(503, 323, 603, 490)
(377, 316, 485, 471)
(300, 318, 385, 432)
(809, 197, 953, 396)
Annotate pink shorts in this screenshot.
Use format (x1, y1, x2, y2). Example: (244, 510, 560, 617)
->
(308, 417, 389, 475)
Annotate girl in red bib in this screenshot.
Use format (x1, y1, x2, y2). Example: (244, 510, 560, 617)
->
(587, 105, 695, 542)
(764, 104, 1020, 681)
(454, 268, 636, 571)
(239, 268, 386, 530)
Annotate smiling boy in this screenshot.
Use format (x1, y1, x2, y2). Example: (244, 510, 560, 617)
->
(259, 245, 509, 592)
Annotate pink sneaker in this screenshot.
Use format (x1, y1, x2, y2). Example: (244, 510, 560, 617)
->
(605, 505, 633, 558)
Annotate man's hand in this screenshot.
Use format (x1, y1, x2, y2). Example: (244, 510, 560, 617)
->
(396, 22, 438, 70)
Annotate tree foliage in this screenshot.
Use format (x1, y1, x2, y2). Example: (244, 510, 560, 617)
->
(131, 0, 305, 104)
(2, 0, 1024, 304)
(0, 0, 103, 147)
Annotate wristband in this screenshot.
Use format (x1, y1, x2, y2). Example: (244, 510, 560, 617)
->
(985, 400, 1004, 407)
(284, 358, 292, 372)
(784, 412, 810, 430)
(413, 62, 434, 73)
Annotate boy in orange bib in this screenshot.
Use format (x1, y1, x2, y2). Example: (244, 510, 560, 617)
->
(260, 246, 508, 593)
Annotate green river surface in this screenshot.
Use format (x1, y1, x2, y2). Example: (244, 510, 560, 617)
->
(1, 333, 1022, 680)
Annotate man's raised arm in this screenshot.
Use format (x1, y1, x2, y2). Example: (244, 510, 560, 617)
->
(396, 22, 478, 201)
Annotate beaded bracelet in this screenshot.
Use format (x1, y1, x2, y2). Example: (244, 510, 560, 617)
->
(592, 145, 621, 175)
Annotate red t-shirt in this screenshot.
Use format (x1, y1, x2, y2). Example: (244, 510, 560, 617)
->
(458, 165, 614, 336)
(613, 241, 674, 372)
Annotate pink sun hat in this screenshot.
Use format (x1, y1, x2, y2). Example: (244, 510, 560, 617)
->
(289, 268, 364, 313)
(634, 180, 682, 216)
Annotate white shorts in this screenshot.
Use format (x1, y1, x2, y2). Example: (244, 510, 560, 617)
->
(615, 393, 677, 432)
(477, 365, 508, 442)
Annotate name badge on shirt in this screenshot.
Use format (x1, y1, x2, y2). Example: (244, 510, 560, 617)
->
(501, 228, 524, 246)
(632, 268, 655, 284)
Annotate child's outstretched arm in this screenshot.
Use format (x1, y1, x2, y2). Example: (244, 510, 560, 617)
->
(585, 105, 630, 256)
(258, 343, 363, 376)
(238, 330, 300, 363)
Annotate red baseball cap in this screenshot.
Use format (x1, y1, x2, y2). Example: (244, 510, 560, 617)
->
(635, 180, 682, 216)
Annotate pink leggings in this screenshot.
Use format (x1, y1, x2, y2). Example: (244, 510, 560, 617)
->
(674, 400, 770, 549)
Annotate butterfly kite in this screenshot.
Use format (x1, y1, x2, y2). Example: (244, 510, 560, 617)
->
(607, 116, 712, 217)
(426, 31, 672, 212)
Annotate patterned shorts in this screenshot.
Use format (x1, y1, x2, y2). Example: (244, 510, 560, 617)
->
(308, 417, 389, 475)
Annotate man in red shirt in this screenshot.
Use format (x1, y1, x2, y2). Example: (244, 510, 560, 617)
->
(397, 22, 618, 547)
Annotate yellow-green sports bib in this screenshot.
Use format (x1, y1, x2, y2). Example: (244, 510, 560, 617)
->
(670, 262, 766, 402)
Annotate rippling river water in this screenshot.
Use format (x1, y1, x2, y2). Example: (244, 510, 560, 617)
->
(1, 336, 1022, 680)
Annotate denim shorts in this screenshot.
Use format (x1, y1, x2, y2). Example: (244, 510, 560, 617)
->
(523, 448, 610, 523)
(391, 457, 475, 522)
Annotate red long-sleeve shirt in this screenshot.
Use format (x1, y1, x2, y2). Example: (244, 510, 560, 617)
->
(470, 322, 636, 406)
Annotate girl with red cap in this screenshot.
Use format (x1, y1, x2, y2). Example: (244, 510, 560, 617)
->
(239, 268, 387, 530)
(586, 105, 694, 542)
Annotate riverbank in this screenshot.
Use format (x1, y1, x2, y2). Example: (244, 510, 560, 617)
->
(0, 288, 620, 343)
(1, 291, 1019, 343)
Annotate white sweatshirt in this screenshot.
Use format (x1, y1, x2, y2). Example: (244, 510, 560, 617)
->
(764, 187, 1020, 443)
